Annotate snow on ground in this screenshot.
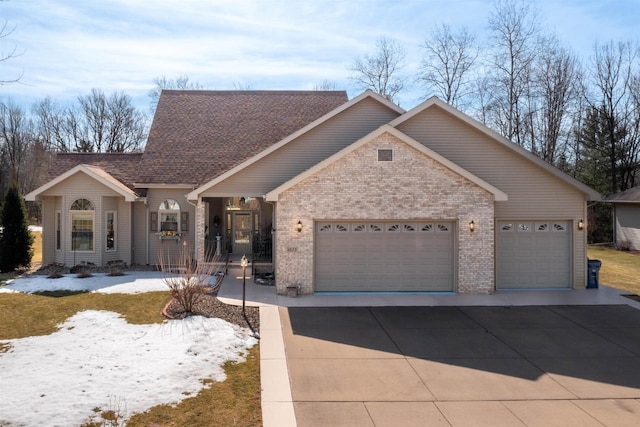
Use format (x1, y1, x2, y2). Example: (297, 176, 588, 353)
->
(0, 271, 169, 294)
(0, 274, 257, 427)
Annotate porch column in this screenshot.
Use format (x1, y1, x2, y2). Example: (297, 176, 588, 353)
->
(196, 197, 206, 263)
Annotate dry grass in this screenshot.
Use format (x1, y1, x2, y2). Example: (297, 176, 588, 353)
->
(32, 230, 42, 264)
(127, 345, 262, 427)
(0, 285, 262, 426)
(587, 246, 640, 295)
(0, 291, 169, 341)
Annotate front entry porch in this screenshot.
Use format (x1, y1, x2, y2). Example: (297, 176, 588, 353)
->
(198, 196, 274, 281)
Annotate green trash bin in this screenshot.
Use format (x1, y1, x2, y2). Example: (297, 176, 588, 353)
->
(587, 259, 602, 289)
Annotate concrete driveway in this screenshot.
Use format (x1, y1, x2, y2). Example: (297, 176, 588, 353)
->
(277, 305, 640, 426)
(218, 279, 640, 426)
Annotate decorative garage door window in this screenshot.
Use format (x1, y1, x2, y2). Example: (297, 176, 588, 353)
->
(317, 222, 451, 233)
(315, 220, 455, 292)
(496, 220, 571, 289)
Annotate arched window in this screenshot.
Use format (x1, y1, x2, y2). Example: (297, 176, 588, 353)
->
(159, 199, 180, 234)
(71, 198, 95, 251)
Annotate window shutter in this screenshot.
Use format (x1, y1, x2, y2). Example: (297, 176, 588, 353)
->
(150, 212, 157, 232)
(181, 212, 189, 232)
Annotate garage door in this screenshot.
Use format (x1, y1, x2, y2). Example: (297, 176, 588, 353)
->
(496, 220, 571, 289)
(315, 221, 455, 292)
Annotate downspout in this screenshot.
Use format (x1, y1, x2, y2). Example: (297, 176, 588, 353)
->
(145, 198, 149, 265)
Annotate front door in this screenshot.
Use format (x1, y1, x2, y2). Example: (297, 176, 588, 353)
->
(232, 211, 252, 254)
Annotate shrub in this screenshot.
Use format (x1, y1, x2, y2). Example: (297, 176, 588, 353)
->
(46, 262, 66, 279)
(105, 260, 127, 276)
(0, 186, 34, 272)
(158, 246, 223, 315)
(73, 262, 97, 278)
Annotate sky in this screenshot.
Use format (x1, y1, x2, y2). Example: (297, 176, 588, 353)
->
(0, 272, 257, 426)
(0, 0, 638, 112)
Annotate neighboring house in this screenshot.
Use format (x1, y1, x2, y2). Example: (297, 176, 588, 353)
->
(27, 89, 601, 295)
(605, 186, 640, 250)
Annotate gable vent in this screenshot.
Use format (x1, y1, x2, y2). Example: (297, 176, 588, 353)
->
(377, 149, 393, 161)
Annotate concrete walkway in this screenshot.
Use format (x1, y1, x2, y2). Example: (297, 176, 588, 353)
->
(218, 279, 640, 426)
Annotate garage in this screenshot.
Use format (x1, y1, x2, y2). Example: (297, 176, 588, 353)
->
(315, 221, 455, 292)
(496, 220, 572, 289)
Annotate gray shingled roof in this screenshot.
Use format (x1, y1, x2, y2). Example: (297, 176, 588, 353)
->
(48, 153, 143, 190)
(604, 186, 640, 203)
(136, 90, 349, 186)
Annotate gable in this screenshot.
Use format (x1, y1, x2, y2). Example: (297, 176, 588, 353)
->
(190, 92, 404, 198)
(267, 126, 507, 202)
(26, 165, 138, 202)
(394, 104, 597, 218)
(392, 99, 600, 203)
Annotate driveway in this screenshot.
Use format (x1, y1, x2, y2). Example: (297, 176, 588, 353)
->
(279, 305, 640, 426)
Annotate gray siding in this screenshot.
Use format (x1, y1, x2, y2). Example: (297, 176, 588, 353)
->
(396, 106, 588, 288)
(146, 188, 196, 266)
(39, 173, 134, 267)
(615, 204, 640, 250)
(132, 201, 147, 265)
(200, 97, 402, 196)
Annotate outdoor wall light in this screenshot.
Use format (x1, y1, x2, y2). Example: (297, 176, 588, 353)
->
(578, 219, 584, 231)
(469, 220, 475, 233)
(296, 220, 303, 233)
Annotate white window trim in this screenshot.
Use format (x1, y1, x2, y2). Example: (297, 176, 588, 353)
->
(70, 210, 95, 252)
(158, 199, 181, 237)
(106, 210, 117, 252)
(55, 210, 61, 251)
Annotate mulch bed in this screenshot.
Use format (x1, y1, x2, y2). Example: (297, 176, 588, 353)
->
(163, 288, 260, 332)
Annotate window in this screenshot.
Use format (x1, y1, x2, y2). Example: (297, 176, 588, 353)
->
(55, 210, 61, 250)
(377, 149, 393, 161)
(159, 199, 180, 235)
(106, 211, 116, 251)
(71, 198, 94, 251)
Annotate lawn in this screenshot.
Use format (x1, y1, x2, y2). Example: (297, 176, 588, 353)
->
(0, 231, 262, 426)
(588, 246, 640, 295)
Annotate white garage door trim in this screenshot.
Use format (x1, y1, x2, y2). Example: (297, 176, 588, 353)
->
(314, 220, 456, 292)
(496, 219, 572, 289)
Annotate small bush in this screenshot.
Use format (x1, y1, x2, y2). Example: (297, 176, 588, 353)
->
(159, 247, 223, 315)
(81, 397, 127, 427)
(105, 260, 127, 276)
(72, 262, 97, 278)
(45, 262, 66, 279)
(617, 240, 632, 251)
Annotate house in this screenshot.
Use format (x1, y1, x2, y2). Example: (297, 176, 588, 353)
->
(26, 89, 601, 295)
(605, 186, 640, 250)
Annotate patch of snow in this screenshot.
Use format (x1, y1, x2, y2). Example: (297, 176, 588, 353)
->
(29, 225, 43, 232)
(0, 310, 257, 427)
(1, 271, 169, 294)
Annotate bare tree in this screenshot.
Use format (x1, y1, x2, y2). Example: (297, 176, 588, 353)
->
(313, 80, 339, 91)
(580, 42, 640, 193)
(33, 90, 147, 153)
(0, 101, 32, 188)
(417, 24, 478, 108)
(33, 97, 73, 152)
(0, 20, 23, 85)
(148, 75, 204, 111)
(348, 36, 407, 102)
(527, 40, 581, 164)
(486, 0, 541, 146)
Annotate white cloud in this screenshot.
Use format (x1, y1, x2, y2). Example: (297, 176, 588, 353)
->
(1, 0, 638, 110)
